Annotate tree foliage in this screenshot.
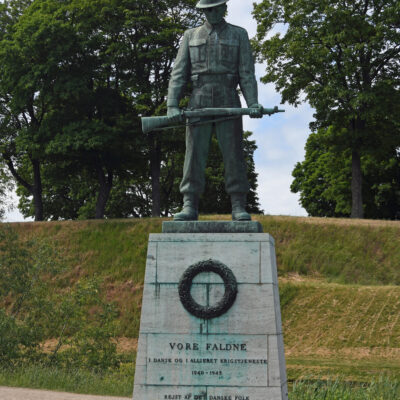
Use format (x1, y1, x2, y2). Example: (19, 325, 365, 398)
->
(0, 0, 202, 220)
(292, 128, 400, 219)
(253, 0, 400, 218)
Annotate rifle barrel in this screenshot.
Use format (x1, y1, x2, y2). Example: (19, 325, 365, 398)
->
(141, 106, 285, 133)
(184, 107, 284, 118)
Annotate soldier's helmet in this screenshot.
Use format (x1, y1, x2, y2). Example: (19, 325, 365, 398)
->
(196, 0, 229, 8)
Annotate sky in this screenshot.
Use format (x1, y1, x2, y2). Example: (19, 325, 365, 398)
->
(4, 0, 313, 222)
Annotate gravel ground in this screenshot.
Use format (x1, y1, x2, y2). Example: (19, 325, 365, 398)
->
(0, 387, 130, 400)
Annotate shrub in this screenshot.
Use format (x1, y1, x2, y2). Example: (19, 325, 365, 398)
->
(0, 225, 119, 372)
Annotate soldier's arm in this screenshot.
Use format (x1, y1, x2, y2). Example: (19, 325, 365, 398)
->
(167, 31, 191, 109)
(238, 29, 259, 108)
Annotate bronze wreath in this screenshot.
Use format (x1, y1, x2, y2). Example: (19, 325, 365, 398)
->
(178, 259, 238, 319)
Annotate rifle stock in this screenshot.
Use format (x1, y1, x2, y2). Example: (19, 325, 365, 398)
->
(141, 106, 284, 134)
(142, 116, 171, 135)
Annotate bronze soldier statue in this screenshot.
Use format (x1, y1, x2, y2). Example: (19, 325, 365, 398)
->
(167, 0, 263, 221)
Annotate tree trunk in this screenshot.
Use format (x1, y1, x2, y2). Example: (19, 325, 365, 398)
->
(95, 166, 113, 219)
(32, 159, 44, 221)
(149, 133, 161, 217)
(350, 149, 364, 219)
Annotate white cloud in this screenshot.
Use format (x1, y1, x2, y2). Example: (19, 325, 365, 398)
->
(3, 190, 33, 222)
(257, 165, 307, 216)
(226, 1, 258, 37)
(5, 207, 31, 222)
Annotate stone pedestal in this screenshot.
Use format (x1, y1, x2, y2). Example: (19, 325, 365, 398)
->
(133, 222, 288, 400)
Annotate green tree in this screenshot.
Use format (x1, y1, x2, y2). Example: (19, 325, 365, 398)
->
(131, 0, 201, 216)
(291, 128, 400, 219)
(16, 160, 98, 220)
(0, 0, 45, 220)
(0, 0, 146, 220)
(291, 129, 353, 217)
(253, 0, 400, 218)
(363, 152, 400, 219)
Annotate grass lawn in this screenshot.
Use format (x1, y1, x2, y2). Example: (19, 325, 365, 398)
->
(1, 364, 399, 399)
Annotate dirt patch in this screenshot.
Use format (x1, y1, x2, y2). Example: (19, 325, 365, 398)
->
(42, 339, 60, 353)
(41, 339, 73, 354)
(280, 272, 325, 284)
(286, 346, 400, 360)
(115, 337, 137, 353)
(106, 281, 142, 300)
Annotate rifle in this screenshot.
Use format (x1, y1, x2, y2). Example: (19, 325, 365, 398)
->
(141, 106, 285, 134)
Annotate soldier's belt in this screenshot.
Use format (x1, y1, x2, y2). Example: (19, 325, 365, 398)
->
(141, 106, 285, 134)
(191, 73, 238, 87)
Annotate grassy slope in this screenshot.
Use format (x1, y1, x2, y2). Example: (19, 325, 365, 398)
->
(281, 280, 400, 381)
(8, 215, 400, 382)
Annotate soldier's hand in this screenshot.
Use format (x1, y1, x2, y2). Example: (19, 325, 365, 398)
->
(167, 107, 183, 123)
(249, 103, 264, 119)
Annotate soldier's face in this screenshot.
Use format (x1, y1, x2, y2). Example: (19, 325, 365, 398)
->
(204, 4, 227, 25)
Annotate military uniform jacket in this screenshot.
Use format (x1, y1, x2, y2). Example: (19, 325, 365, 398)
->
(167, 20, 258, 109)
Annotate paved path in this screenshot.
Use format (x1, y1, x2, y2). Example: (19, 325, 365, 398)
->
(0, 386, 130, 400)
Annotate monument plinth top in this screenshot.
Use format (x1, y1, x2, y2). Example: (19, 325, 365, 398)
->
(162, 221, 263, 233)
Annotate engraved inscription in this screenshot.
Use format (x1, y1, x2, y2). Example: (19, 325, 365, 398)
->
(162, 394, 251, 400)
(167, 342, 247, 351)
(146, 334, 268, 387)
(170, 342, 200, 350)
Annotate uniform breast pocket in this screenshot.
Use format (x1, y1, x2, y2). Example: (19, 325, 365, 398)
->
(189, 39, 207, 65)
(219, 39, 239, 67)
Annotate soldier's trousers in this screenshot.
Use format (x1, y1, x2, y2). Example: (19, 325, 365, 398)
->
(179, 116, 250, 196)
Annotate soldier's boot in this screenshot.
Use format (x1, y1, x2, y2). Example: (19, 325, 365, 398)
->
(173, 194, 199, 221)
(231, 193, 251, 221)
